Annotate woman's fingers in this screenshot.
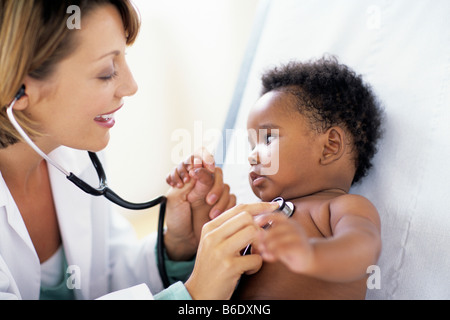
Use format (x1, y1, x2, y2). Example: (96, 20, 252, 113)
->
(208, 184, 234, 219)
(241, 254, 263, 275)
(220, 217, 260, 254)
(226, 194, 237, 213)
(204, 202, 279, 235)
(204, 167, 223, 205)
(201, 202, 280, 253)
(185, 202, 279, 300)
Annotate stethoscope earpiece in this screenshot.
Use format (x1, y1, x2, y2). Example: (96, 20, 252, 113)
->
(14, 85, 26, 100)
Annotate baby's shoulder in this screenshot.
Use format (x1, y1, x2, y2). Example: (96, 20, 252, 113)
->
(329, 193, 377, 213)
(328, 194, 380, 228)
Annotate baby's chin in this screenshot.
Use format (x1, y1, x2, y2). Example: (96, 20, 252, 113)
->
(252, 188, 279, 203)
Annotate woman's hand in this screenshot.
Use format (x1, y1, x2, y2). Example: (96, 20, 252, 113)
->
(164, 181, 198, 260)
(184, 202, 280, 300)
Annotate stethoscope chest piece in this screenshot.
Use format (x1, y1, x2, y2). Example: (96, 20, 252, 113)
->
(242, 197, 295, 255)
(260, 197, 295, 230)
(271, 197, 295, 218)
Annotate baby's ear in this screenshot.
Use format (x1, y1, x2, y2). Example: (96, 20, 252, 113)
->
(320, 127, 346, 165)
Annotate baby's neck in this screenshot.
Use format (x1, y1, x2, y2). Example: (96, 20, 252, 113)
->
(286, 188, 348, 202)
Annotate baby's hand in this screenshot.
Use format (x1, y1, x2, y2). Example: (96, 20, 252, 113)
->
(166, 149, 235, 219)
(186, 167, 215, 205)
(256, 214, 314, 274)
(166, 148, 215, 202)
(166, 147, 215, 189)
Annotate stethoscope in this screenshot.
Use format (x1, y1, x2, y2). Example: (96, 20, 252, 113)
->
(242, 197, 295, 256)
(6, 85, 296, 289)
(7, 85, 172, 288)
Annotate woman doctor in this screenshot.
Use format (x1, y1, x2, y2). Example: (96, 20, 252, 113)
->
(0, 0, 277, 300)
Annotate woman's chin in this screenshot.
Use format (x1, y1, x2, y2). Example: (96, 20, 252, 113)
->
(67, 135, 110, 153)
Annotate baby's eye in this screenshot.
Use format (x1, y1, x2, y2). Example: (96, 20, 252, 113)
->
(265, 133, 276, 145)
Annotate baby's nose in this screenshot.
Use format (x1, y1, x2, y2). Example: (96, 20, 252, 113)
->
(248, 149, 259, 165)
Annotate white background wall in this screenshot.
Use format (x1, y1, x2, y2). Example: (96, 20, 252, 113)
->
(104, 0, 260, 236)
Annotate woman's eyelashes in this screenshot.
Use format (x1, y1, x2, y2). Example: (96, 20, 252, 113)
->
(98, 70, 118, 81)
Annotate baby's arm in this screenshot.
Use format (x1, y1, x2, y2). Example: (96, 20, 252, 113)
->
(257, 194, 381, 282)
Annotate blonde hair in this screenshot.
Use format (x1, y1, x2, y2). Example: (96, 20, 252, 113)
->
(0, 0, 140, 148)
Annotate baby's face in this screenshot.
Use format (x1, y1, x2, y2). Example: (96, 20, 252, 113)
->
(247, 90, 322, 201)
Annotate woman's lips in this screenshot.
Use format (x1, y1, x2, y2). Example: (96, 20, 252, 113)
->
(94, 114, 115, 128)
(94, 105, 122, 128)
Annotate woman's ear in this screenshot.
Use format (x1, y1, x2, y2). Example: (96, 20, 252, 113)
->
(11, 86, 29, 111)
(320, 127, 346, 165)
(14, 75, 45, 111)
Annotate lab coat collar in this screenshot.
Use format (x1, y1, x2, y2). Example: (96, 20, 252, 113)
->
(0, 171, 41, 299)
(0, 173, 34, 251)
(47, 147, 93, 299)
(0, 146, 94, 299)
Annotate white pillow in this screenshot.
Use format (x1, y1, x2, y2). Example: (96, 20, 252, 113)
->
(221, 0, 450, 299)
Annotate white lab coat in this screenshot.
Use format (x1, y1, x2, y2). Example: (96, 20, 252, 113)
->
(0, 146, 164, 299)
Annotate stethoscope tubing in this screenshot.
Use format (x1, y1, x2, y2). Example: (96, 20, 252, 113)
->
(6, 87, 295, 290)
(7, 90, 172, 288)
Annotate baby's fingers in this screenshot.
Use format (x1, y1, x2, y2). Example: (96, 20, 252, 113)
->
(165, 160, 192, 188)
(186, 148, 215, 173)
(166, 168, 184, 188)
(177, 161, 191, 184)
(257, 217, 298, 258)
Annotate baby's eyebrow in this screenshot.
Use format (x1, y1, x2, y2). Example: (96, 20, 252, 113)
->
(247, 124, 281, 141)
(258, 123, 280, 129)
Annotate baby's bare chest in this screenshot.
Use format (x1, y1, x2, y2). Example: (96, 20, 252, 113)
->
(289, 200, 333, 238)
(232, 200, 367, 300)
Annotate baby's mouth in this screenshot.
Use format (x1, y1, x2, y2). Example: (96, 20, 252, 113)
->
(250, 171, 267, 187)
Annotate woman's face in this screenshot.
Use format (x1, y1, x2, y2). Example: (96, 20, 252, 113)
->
(24, 4, 138, 152)
(247, 90, 322, 201)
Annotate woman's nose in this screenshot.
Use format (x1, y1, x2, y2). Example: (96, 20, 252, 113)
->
(117, 62, 138, 98)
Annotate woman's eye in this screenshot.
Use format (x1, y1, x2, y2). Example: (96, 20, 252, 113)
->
(99, 71, 118, 81)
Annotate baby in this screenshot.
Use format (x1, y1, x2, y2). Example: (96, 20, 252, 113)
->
(233, 57, 384, 299)
(168, 57, 383, 300)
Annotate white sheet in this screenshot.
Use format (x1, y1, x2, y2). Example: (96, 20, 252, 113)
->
(222, 0, 450, 299)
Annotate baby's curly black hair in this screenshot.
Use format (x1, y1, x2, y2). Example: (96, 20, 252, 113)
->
(261, 57, 383, 184)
